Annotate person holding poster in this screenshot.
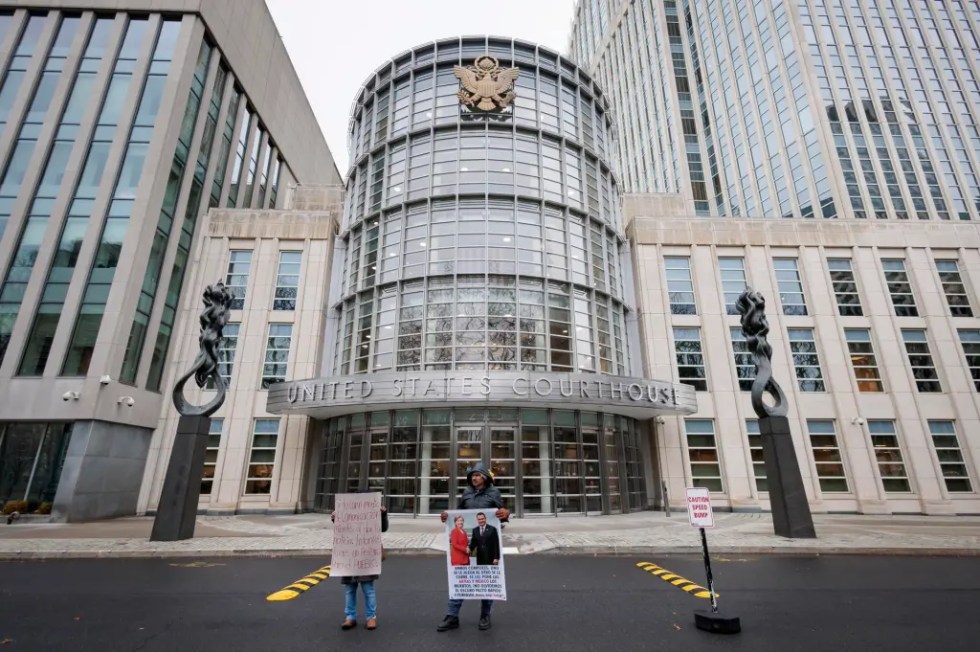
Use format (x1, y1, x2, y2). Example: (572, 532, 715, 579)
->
(450, 515, 470, 566)
(437, 463, 509, 632)
(331, 491, 388, 631)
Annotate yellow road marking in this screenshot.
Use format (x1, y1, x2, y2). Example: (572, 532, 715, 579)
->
(266, 565, 332, 602)
(635, 561, 717, 600)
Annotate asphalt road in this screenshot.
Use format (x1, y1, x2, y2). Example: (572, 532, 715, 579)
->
(1, 554, 977, 651)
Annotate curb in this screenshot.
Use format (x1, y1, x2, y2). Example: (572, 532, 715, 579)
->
(1, 545, 977, 561)
(542, 545, 980, 557)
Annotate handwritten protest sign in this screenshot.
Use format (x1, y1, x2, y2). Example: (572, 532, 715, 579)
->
(331, 492, 383, 577)
(444, 509, 507, 601)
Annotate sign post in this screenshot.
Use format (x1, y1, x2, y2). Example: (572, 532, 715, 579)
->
(686, 487, 740, 634)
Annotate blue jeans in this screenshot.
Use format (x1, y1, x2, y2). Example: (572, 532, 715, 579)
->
(447, 598, 493, 618)
(345, 581, 377, 620)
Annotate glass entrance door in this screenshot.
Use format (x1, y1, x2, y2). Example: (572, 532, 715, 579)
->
(489, 427, 516, 508)
(553, 411, 583, 513)
(420, 413, 451, 514)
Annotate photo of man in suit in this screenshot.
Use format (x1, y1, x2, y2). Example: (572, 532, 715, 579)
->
(469, 512, 500, 565)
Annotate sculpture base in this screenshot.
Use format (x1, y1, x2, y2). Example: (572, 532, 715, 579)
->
(694, 610, 741, 634)
(760, 416, 817, 539)
(150, 415, 210, 542)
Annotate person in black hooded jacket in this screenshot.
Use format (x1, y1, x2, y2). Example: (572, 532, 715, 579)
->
(437, 462, 509, 633)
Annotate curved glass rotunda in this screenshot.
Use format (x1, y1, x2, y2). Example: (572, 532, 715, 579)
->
(267, 37, 696, 516)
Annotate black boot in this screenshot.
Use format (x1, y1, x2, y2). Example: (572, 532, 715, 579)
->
(479, 614, 492, 630)
(437, 616, 459, 632)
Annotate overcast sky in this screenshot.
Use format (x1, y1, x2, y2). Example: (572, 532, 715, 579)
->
(265, 0, 578, 174)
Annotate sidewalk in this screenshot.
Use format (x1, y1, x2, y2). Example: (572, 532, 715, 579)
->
(2, 511, 979, 559)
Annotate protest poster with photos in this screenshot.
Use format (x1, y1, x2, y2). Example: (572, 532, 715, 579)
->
(331, 492, 383, 577)
(445, 509, 507, 601)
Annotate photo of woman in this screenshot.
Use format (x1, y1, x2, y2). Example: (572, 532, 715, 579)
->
(449, 515, 470, 566)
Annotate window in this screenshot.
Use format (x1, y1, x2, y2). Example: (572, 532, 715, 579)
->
(928, 421, 973, 493)
(718, 256, 747, 315)
(730, 327, 753, 391)
(207, 323, 238, 389)
(774, 258, 808, 315)
(899, 329, 940, 392)
(245, 418, 279, 494)
(685, 419, 723, 492)
(844, 329, 883, 391)
(935, 260, 973, 317)
(273, 251, 301, 310)
(673, 327, 707, 391)
(225, 250, 252, 309)
(201, 418, 223, 494)
(788, 328, 825, 391)
(827, 258, 863, 316)
(881, 259, 918, 316)
(866, 421, 910, 493)
(745, 420, 766, 492)
(228, 109, 253, 207)
(262, 324, 292, 389)
(957, 329, 980, 391)
(665, 256, 696, 314)
(807, 420, 849, 493)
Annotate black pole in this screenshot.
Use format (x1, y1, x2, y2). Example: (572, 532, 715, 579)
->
(699, 527, 718, 613)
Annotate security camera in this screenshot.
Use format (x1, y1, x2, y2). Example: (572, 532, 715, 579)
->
(99, 375, 112, 385)
(62, 391, 79, 401)
(117, 396, 135, 407)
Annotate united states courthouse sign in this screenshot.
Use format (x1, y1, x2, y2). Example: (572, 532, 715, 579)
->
(267, 371, 697, 419)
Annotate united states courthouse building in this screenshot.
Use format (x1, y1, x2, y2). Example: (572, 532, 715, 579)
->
(8, 1, 979, 521)
(154, 7, 980, 520)
(149, 37, 696, 518)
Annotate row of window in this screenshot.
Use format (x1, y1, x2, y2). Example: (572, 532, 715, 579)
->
(675, 323, 980, 394)
(201, 417, 279, 495)
(202, 414, 976, 498)
(349, 44, 612, 165)
(344, 126, 621, 229)
(335, 276, 629, 376)
(341, 198, 624, 299)
(685, 417, 973, 495)
(208, 321, 290, 392)
(666, 254, 973, 318)
(224, 251, 301, 311)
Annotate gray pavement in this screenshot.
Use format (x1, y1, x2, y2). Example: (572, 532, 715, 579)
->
(2, 510, 979, 559)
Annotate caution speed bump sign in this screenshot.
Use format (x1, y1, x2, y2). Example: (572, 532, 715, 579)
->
(266, 564, 332, 601)
(635, 561, 716, 599)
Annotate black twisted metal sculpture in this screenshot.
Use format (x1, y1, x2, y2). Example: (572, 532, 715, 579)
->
(736, 288, 788, 418)
(172, 283, 233, 417)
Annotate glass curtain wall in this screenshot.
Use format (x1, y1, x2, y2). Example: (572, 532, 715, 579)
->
(316, 37, 643, 516)
(314, 408, 645, 516)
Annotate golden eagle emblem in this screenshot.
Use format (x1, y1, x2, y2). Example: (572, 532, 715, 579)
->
(454, 55, 519, 112)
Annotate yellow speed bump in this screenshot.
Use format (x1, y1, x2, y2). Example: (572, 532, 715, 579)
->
(266, 565, 331, 602)
(635, 561, 716, 599)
